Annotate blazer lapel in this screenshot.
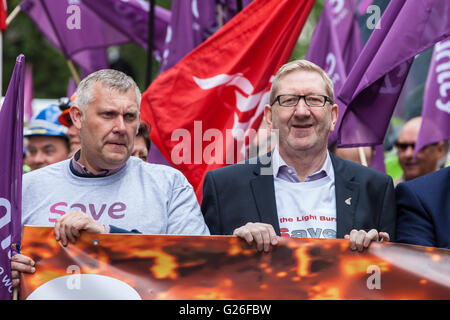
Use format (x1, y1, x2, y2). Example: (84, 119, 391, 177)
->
(331, 154, 360, 238)
(250, 162, 281, 235)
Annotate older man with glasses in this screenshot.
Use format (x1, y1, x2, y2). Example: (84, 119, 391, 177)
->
(394, 116, 447, 186)
(202, 60, 397, 253)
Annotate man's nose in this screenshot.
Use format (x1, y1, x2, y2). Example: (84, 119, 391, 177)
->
(112, 116, 127, 133)
(31, 151, 46, 166)
(294, 98, 311, 117)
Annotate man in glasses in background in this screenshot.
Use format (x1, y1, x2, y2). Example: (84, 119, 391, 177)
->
(394, 116, 447, 186)
(202, 60, 397, 252)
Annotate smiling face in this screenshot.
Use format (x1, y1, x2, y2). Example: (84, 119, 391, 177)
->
(397, 117, 445, 181)
(71, 82, 140, 173)
(265, 70, 338, 158)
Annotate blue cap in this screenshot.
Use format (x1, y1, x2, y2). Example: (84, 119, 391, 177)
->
(24, 104, 68, 137)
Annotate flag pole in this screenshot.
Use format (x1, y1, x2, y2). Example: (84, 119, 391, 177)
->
(358, 147, 368, 167)
(0, 31, 2, 96)
(217, 3, 224, 28)
(145, 0, 155, 87)
(66, 60, 80, 86)
(237, 0, 243, 12)
(6, 4, 20, 25)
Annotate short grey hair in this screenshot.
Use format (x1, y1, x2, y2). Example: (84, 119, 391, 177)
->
(269, 60, 335, 105)
(76, 69, 141, 114)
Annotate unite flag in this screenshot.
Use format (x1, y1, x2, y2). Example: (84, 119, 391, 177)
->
(415, 36, 450, 155)
(337, 0, 450, 148)
(0, 54, 25, 300)
(140, 0, 316, 200)
(0, 0, 6, 31)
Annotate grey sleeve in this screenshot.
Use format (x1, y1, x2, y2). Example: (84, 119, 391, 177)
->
(166, 173, 210, 236)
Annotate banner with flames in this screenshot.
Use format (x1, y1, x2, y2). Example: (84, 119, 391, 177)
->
(20, 226, 450, 300)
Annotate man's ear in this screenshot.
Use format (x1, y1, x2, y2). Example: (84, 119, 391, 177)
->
(264, 104, 274, 130)
(329, 103, 339, 132)
(69, 105, 83, 130)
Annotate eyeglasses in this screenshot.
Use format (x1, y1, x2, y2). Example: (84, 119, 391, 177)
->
(396, 141, 438, 152)
(271, 94, 333, 108)
(395, 142, 415, 152)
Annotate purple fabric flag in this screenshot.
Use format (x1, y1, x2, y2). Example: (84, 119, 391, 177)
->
(20, 0, 170, 74)
(357, 0, 374, 15)
(147, 145, 172, 166)
(337, 0, 450, 147)
(306, 0, 363, 147)
(220, 0, 253, 24)
(0, 54, 25, 300)
(306, 0, 362, 94)
(415, 36, 450, 154)
(306, 0, 385, 172)
(152, 0, 217, 165)
(81, 0, 171, 61)
(160, 0, 217, 73)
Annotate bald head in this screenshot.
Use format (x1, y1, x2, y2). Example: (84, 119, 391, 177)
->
(398, 117, 421, 143)
(396, 117, 445, 181)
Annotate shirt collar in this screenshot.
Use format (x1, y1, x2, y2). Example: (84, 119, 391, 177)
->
(272, 147, 334, 182)
(70, 149, 126, 177)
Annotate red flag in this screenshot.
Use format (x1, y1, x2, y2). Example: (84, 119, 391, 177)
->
(0, 0, 7, 31)
(141, 0, 315, 200)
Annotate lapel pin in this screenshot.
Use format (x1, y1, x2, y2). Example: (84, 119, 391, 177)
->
(345, 197, 352, 206)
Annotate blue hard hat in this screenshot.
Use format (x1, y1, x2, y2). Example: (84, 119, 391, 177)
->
(24, 104, 68, 137)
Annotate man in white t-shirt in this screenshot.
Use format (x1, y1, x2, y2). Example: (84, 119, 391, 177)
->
(202, 60, 396, 252)
(12, 69, 209, 288)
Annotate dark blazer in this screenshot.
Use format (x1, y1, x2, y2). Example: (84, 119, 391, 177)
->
(395, 167, 450, 249)
(202, 153, 397, 239)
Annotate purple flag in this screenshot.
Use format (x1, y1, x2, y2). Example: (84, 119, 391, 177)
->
(160, 0, 217, 73)
(307, 0, 362, 94)
(20, 0, 170, 74)
(66, 78, 77, 98)
(220, 0, 253, 24)
(81, 0, 171, 61)
(337, 0, 450, 147)
(151, 0, 217, 165)
(357, 0, 374, 15)
(0, 54, 25, 300)
(416, 36, 450, 154)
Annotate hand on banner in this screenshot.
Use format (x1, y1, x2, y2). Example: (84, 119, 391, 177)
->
(11, 254, 35, 288)
(233, 222, 280, 253)
(54, 211, 107, 246)
(345, 229, 390, 252)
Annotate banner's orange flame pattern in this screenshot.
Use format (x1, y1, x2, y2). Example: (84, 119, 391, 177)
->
(20, 226, 450, 299)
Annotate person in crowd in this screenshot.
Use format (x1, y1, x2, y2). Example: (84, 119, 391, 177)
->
(57, 94, 82, 158)
(12, 69, 209, 288)
(395, 167, 449, 249)
(394, 116, 447, 186)
(24, 104, 70, 171)
(132, 121, 151, 161)
(202, 60, 396, 253)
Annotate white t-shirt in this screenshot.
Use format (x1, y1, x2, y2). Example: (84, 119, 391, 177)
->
(272, 149, 337, 239)
(22, 157, 210, 236)
(275, 176, 337, 239)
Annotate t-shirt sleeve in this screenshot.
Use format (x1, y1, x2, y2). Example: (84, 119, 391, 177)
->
(166, 172, 210, 236)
